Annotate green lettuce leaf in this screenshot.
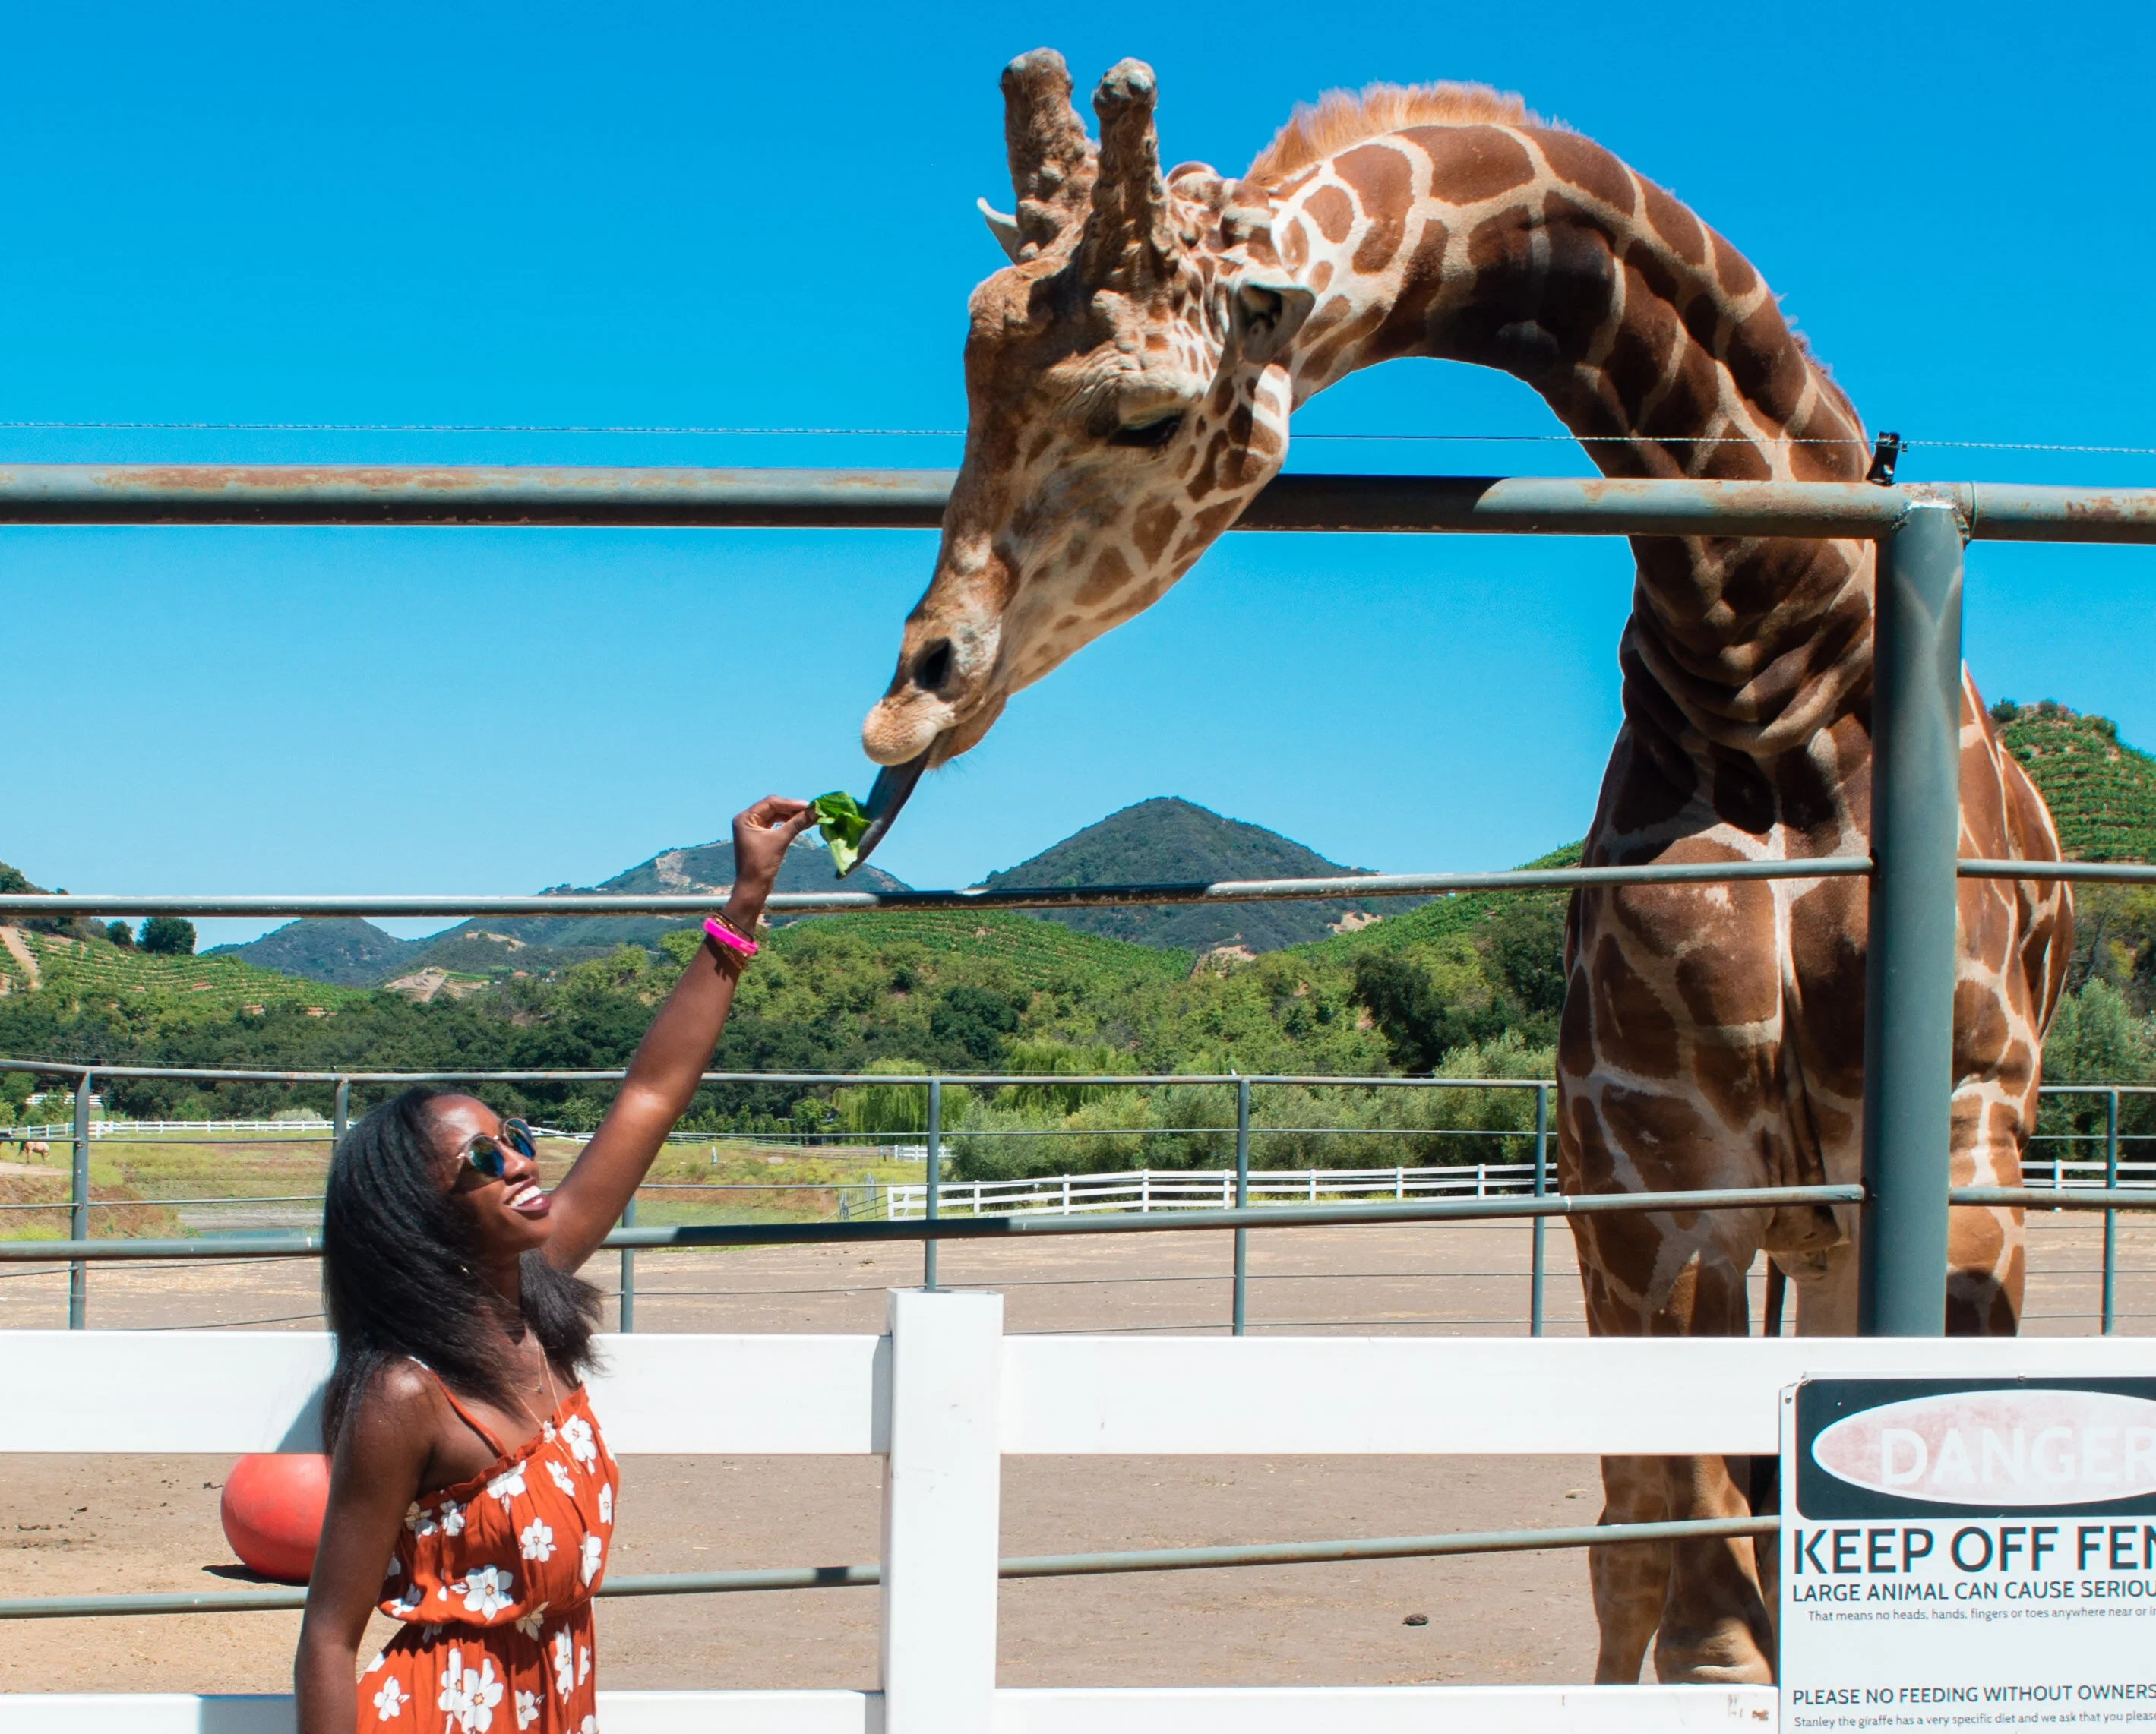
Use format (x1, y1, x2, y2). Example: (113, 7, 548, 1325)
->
(809, 791, 871, 876)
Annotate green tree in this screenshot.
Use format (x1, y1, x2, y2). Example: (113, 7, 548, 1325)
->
(138, 917, 198, 956)
(106, 921, 135, 949)
(1349, 953, 1500, 1074)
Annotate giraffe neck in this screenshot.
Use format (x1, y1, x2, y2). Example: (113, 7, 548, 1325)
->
(1259, 125, 1874, 769)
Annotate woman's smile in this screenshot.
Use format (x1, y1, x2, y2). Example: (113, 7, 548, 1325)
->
(505, 1180, 550, 1218)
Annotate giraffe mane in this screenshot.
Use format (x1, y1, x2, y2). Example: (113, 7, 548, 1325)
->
(1245, 81, 1547, 186)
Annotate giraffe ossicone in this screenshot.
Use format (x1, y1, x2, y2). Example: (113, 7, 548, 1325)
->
(859, 49, 2073, 1688)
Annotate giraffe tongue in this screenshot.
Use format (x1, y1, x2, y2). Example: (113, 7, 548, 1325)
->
(846, 751, 929, 876)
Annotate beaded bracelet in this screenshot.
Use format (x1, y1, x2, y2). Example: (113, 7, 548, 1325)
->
(703, 914, 759, 960)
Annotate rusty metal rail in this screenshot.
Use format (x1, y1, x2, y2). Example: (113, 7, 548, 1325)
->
(2, 465, 2154, 541)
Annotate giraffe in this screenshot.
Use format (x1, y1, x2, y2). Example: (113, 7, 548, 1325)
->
(855, 51, 2073, 1682)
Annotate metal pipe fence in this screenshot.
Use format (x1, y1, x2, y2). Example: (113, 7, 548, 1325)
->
(2, 465, 2154, 1684)
(0, 1511, 1777, 1624)
(6, 1064, 2155, 1331)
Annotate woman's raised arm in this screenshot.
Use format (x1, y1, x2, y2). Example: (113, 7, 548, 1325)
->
(540, 795, 814, 1270)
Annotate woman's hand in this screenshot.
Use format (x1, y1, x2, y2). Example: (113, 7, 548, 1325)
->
(722, 796, 815, 927)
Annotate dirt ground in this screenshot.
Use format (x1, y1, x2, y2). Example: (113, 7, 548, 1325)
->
(2, 1215, 2149, 1695)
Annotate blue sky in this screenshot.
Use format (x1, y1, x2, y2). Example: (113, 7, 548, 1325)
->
(5, 2, 2151, 943)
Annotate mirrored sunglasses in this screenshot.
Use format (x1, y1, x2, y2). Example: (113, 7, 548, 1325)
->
(460, 1117, 537, 1180)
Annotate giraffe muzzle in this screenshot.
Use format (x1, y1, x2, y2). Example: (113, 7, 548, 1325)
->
(846, 750, 930, 876)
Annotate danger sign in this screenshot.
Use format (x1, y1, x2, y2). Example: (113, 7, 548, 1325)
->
(1784, 1377, 2156, 1729)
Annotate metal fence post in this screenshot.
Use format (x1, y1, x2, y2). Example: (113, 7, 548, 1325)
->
(68, 1072, 91, 1329)
(1531, 1082, 1549, 1338)
(923, 1078, 940, 1292)
(1232, 1076, 1250, 1335)
(618, 1195, 636, 1332)
(2103, 1088, 2120, 1335)
(332, 1076, 349, 1150)
(1857, 501, 1965, 1338)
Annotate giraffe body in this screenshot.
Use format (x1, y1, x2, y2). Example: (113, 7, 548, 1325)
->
(861, 52, 2073, 1682)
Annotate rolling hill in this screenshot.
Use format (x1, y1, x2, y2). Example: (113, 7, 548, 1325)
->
(1994, 702, 2156, 862)
(978, 797, 1424, 953)
(209, 836, 912, 987)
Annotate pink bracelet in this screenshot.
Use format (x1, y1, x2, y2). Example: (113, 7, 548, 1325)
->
(703, 915, 759, 959)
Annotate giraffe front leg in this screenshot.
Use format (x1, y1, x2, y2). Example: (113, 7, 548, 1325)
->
(1649, 1246, 1778, 1684)
(1651, 1450, 1778, 1684)
(1948, 1088, 2027, 1334)
(1589, 1454, 1668, 1683)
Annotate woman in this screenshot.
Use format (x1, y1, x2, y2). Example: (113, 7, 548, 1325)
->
(296, 795, 813, 1734)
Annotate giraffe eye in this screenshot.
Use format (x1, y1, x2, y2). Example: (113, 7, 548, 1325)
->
(1107, 413, 1183, 450)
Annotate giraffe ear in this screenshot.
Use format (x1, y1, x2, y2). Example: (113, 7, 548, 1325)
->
(978, 198, 1025, 263)
(1228, 275, 1316, 365)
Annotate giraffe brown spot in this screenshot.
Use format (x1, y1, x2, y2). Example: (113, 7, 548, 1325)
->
(1639, 178, 1706, 267)
(1724, 302, 1811, 428)
(1281, 216, 1310, 270)
(1368, 223, 1449, 359)
(1171, 498, 1241, 563)
(1602, 278, 1682, 416)
(1599, 1083, 1711, 1189)
(1303, 184, 1355, 245)
(1562, 1094, 1621, 1195)
(1788, 880, 1867, 1090)
(1995, 1038, 2033, 1094)
(1297, 292, 1361, 348)
(1705, 439, 1772, 483)
(1300, 303, 1387, 386)
(1531, 127, 1635, 214)
(1335, 142, 1411, 273)
(1525, 194, 1620, 355)
(1710, 755, 1775, 839)
(1706, 226, 1757, 301)
(1771, 745, 1842, 835)
(1402, 125, 1536, 206)
(1025, 429, 1054, 466)
(1691, 1038, 1768, 1132)
(1073, 546, 1132, 608)
(1636, 341, 1724, 453)
(1952, 980, 2012, 1069)
(1590, 933, 1681, 1079)
(1307, 261, 1333, 295)
(1669, 880, 1780, 1028)
(1186, 429, 1229, 501)
(1131, 499, 1180, 564)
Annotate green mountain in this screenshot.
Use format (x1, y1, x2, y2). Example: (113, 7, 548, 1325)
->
(209, 838, 912, 989)
(1994, 701, 2156, 862)
(207, 918, 422, 987)
(978, 797, 1424, 954)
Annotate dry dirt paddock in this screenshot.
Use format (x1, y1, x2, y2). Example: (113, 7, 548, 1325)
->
(3, 1217, 2149, 1695)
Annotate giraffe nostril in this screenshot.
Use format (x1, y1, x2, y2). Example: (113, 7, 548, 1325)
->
(912, 640, 953, 692)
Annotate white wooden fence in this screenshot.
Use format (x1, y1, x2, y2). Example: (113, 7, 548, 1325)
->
(5, 1306, 2154, 1730)
(884, 1159, 2156, 1219)
(883, 1162, 1547, 1218)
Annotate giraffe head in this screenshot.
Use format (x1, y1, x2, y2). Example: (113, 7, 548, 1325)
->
(852, 49, 1313, 857)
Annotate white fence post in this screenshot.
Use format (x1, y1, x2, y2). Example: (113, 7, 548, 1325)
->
(880, 1287, 1003, 1734)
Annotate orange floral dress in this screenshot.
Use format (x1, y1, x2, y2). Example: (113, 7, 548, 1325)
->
(364, 1370, 618, 1734)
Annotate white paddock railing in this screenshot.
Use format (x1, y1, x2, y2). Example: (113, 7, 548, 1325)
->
(884, 1162, 1546, 1218)
(885, 1158, 2156, 1220)
(6, 1305, 2155, 1732)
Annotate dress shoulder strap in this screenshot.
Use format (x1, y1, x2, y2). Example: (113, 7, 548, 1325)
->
(407, 1357, 510, 1459)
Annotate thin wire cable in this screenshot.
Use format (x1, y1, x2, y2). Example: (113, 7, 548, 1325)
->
(144, 1310, 324, 1331)
(5, 418, 2154, 455)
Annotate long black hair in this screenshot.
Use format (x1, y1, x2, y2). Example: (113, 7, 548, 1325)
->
(321, 1085, 601, 1449)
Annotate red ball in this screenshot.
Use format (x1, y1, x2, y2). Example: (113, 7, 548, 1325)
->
(220, 1453, 332, 1584)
